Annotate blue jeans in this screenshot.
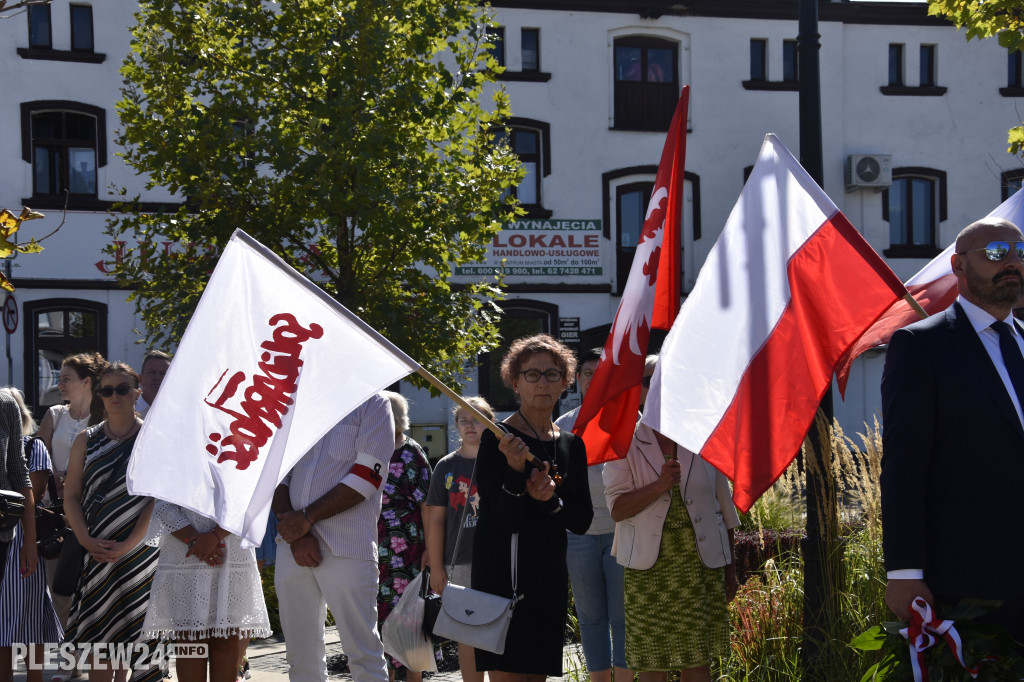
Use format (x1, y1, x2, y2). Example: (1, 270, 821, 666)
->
(566, 532, 626, 671)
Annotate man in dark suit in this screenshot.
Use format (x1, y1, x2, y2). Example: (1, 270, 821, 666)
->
(882, 217, 1024, 639)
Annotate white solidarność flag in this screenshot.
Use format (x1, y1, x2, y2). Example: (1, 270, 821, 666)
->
(127, 230, 419, 547)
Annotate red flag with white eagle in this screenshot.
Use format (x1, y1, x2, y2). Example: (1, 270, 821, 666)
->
(572, 86, 688, 465)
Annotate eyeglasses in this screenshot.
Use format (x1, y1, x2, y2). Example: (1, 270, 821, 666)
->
(641, 375, 653, 388)
(957, 241, 1024, 261)
(97, 383, 133, 398)
(457, 419, 479, 428)
(518, 369, 565, 383)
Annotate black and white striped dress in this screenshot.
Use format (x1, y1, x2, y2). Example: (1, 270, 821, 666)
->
(65, 425, 160, 681)
(0, 438, 63, 646)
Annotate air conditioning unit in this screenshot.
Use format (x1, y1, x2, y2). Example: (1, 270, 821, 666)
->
(845, 154, 892, 191)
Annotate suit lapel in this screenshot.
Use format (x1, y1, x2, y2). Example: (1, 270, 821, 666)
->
(635, 424, 666, 475)
(947, 303, 1024, 440)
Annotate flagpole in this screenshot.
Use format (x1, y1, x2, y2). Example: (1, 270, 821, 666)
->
(903, 292, 929, 320)
(414, 366, 545, 466)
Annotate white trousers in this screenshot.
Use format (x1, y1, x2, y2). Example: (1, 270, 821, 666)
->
(275, 546, 387, 682)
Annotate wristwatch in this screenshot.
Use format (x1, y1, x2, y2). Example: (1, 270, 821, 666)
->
(548, 496, 564, 514)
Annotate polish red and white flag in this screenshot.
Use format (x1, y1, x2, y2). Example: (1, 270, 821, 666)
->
(641, 134, 907, 512)
(127, 230, 418, 547)
(572, 87, 688, 464)
(835, 187, 1024, 395)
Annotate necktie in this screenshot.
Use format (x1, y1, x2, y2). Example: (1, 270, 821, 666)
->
(991, 320, 1024, 418)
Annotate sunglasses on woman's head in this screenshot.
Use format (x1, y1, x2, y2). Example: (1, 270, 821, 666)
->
(97, 383, 133, 398)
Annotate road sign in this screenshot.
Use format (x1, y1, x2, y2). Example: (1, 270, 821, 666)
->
(2, 295, 17, 334)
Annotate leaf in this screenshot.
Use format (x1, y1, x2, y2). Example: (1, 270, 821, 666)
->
(15, 238, 44, 255)
(0, 272, 14, 293)
(17, 207, 44, 222)
(852, 625, 888, 651)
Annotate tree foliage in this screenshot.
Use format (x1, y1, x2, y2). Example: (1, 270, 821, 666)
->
(108, 0, 523, 389)
(929, 0, 1024, 154)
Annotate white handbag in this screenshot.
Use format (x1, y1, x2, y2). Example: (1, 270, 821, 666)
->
(431, 534, 520, 654)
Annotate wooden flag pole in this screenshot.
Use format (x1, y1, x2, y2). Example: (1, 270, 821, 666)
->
(904, 292, 929, 320)
(414, 366, 543, 466)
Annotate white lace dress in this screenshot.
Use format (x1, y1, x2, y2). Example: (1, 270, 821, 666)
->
(141, 502, 271, 641)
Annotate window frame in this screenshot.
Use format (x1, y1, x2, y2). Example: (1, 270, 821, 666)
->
(21, 101, 107, 209)
(23, 298, 108, 418)
(27, 4, 52, 50)
(919, 44, 936, 88)
(602, 165, 702, 295)
(888, 43, 904, 87)
(882, 167, 947, 258)
(486, 25, 506, 69)
(1001, 50, 1024, 96)
(612, 36, 680, 132)
(503, 117, 551, 219)
(476, 300, 559, 413)
(749, 38, 767, 81)
(70, 4, 95, 53)
(783, 39, 799, 83)
(1002, 169, 1024, 201)
(521, 28, 539, 73)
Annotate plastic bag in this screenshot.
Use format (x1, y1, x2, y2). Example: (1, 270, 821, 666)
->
(381, 572, 438, 673)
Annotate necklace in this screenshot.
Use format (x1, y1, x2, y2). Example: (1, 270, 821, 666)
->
(515, 410, 562, 486)
(106, 419, 139, 441)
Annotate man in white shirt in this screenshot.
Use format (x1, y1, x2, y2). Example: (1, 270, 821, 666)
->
(136, 349, 171, 417)
(273, 393, 394, 681)
(881, 217, 1024, 640)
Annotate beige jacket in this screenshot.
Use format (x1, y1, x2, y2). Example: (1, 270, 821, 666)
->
(603, 423, 740, 570)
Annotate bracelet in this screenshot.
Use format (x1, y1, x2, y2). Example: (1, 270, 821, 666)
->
(501, 484, 525, 497)
(548, 497, 564, 514)
(301, 507, 314, 525)
(182, 532, 199, 546)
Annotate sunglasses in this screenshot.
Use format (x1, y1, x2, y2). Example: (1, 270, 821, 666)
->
(958, 241, 1024, 262)
(97, 383, 133, 398)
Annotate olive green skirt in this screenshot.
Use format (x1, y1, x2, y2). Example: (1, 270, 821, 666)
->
(623, 494, 729, 671)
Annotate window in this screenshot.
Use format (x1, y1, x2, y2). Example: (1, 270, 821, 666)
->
(486, 26, 505, 68)
(783, 40, 799, 82)
(28, 4, 51, 49)
(1002, 169, 1024, 200)
(21, 101, 107, 207)
(521, 28, 539, 72)
(603, 166, 701, 294)
(24, 299, 107, 417)
(477, 301, 558, 412)
(613, 37, 678, 131)
(750, 39, 767, 81)
(31, 111, 97, 196)
(70, 5, 94, 52)
(616, 182, 654, 290)
(499, 118, 551, 217)
(882, 168, 947, 257)
(920, 45, 936, 88)
(888, 44, 904, 86)
(1001, 51, 1024, 95)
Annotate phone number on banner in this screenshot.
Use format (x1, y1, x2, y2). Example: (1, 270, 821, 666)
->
(456, 266, 603, 276)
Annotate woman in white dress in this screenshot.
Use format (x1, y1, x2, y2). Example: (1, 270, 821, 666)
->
(143, 503, 271, 682)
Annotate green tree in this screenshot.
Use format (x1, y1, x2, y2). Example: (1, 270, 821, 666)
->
(929, 0, 1024, 153)
(108, 0, 523, 389)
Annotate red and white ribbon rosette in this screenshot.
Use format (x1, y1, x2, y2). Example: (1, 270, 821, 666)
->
(899, 597, 979, 682)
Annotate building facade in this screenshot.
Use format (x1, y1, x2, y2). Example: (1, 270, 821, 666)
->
(1, 0, 1020, 454)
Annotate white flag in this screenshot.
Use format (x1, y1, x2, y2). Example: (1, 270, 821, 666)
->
(127, 230, 419, 547)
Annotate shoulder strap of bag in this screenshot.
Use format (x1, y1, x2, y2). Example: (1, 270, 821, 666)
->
(447, 452, 479, 577)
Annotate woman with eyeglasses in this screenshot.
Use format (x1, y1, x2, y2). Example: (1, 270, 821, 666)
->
(63, 362, 162, 681)
(424, 395, 494, 682)
(473, 334, 593, 682)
